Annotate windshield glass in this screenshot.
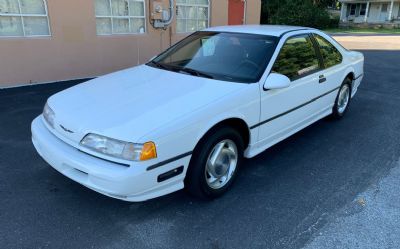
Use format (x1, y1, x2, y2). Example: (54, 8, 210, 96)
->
(149, 31, 278, 83)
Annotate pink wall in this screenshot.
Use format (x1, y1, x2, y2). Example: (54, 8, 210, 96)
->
(0, 0, 261, 87)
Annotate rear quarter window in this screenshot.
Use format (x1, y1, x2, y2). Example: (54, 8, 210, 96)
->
(313, 34, 343, 68)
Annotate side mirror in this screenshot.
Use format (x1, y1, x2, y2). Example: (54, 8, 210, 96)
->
(264, 73, 291, 90)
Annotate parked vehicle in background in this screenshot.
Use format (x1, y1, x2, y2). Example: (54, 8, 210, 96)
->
(31, 25, 364, 202)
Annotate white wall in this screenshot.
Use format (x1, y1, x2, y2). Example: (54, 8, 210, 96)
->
(368, 3, 383, 22)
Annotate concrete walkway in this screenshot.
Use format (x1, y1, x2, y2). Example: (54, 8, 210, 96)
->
(333, 35, 400, 50)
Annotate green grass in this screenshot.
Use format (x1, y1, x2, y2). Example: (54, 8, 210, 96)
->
(324, 27, 400, 34)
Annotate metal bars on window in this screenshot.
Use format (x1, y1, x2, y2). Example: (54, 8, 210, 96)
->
(176, 0, 209, 33)
(0, 0, 51, 37)
(94, 0, 146, 35)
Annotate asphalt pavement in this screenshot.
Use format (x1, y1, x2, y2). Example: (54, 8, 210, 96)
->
(0, 51, 399, 249)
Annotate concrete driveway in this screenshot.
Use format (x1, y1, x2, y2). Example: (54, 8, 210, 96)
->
(333, 35, 400, 50)
(1, 50, 399, 249)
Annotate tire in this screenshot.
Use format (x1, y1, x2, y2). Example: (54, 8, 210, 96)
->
(185, 127, 244, 200)
(331, 78, 352, 119)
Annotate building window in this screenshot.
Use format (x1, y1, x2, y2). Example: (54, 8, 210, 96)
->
(0, 0, 50, 37)
(381, 3, 388, 13)
(176, 0, 209, 33)
(94, 0, 146, 35)
(359, 3, 367, 16)
(349, 4, 356, 16)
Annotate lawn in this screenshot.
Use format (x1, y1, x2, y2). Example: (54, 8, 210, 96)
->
(325, 27, 400, 34)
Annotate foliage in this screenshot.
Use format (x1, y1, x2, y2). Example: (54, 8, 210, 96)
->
(313, 0, 338, 8)
(261, 0, 339, 29)
(313, 34, 342, 67)
(272, 36, 319, 80)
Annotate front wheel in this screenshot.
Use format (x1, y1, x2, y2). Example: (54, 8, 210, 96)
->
(331, 79, 352, 119)
(185, 127, 244, 199)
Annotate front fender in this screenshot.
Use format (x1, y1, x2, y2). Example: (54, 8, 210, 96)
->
(140, 84, 260, 164)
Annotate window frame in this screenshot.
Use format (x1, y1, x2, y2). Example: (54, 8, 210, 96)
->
(311, 33, 343, 69)
(176, 0, 210, 34)
(271, 33, 324, 82)
(94, 0, 147, 36)
(0, 0, 51, 38)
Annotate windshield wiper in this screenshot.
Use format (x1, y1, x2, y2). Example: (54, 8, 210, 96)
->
(148, 62, 214, 79)
(147, 61, 171, 70)
(179, 67, 214, 79)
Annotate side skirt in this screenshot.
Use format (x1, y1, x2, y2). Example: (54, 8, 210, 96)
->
(244, 107, 333, 158)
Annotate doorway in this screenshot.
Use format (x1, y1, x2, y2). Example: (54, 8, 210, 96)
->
(228, 0, 245, 25)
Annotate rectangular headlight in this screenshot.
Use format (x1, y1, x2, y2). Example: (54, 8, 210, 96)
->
(43, 102, 55, 128)
(80, 134, 157, 161)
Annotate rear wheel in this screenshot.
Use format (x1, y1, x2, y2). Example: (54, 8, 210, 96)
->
(332, 79, 352, 119)
(185, 127, 244, 199)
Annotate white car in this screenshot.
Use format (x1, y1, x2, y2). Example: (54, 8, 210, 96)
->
(31, 25, 364, 202)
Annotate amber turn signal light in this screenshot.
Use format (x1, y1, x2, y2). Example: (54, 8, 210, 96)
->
(140, 142, 157, 161)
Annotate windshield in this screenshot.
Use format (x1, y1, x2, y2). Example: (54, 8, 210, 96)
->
(148, 31, 278, 83)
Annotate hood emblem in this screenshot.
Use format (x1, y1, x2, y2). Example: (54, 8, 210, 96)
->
(60, 125, 74, 134)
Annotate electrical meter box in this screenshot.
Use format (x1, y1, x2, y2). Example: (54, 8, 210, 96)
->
(150, 0, 168, 21)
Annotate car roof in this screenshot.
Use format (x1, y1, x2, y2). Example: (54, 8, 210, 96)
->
(204, 25, 316, 37)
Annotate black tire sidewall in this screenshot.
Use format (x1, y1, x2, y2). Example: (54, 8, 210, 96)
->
(185, 127, 244, 199)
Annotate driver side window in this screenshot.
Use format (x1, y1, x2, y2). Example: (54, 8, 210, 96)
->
(272, 35, 320, 81)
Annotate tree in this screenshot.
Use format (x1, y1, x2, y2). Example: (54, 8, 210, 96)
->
(261, 0, 339, 29)
(313, 0, 338, 8)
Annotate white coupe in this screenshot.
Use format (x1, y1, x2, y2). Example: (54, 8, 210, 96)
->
(32, 25, 364, 201)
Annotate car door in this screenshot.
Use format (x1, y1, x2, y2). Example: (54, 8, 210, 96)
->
(311, 33, 346, 110)
(255, 33, 326, 149)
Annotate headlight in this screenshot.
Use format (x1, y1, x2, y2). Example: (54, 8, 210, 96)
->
(43, 102, 55, 128)
(80, 134, 157, 161)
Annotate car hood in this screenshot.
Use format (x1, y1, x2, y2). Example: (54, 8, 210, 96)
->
(47, 65, 246, 143)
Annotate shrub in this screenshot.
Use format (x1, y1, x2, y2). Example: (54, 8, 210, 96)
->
(261, 0, 339, 29)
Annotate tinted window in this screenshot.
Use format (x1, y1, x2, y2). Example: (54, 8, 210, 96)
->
(151, 32, 278, 83)
(272, 35, 320, 81)
(313, 34, 343, 68)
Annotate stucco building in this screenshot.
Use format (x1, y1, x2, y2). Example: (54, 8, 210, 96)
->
(339, 0, 400, 27)
(0, 0, 261, 87)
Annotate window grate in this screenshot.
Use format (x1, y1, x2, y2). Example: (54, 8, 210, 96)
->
(94, 0, 146, 35)
(176, 0, 209, 33)
(0, 0, 51, 37)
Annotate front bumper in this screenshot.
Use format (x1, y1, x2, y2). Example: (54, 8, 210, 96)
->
(31, 116, 191, 202)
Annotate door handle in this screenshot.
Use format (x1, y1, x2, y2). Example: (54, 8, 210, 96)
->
(319, 75, 326, 83)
